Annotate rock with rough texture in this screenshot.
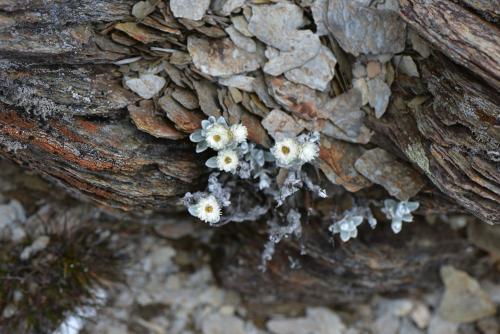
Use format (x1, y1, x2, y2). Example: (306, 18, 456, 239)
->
(125, 74, 166, 100)
(319, 137, 372, 192)
(410, 302, 431, 329)
(354, 148, 426, 201)
(320, 89, 372, 144)
(262, 109, 304, 140)
(267, 307, 345, 334)
(193, 80, 222, 117)
(467, 222, 500, 256)
(285, 45, 337, 91)
(393, 56, 419, 77)
(240, 110, 272, 148)
(427, 315, 459, 334)
(231, 15, 252, 37)
(171, 88, 199, 110)
(311, 0, 329, 36)
(131, 1, 156, 19)
(188, 36, 264, 77)
(219, 75, 255, 92)
(158, 95, 204, 133)
(170, 0, 210, 21)
(367, 77, 391, 118)
(225, 25, 256, 53)
(263, 31, 321, 76)
(438, 266, 496, 323)
(129, 100, 185, 140)
(326, 0, 406, 55)
(201, 313, 246, 334)
(114, 22, 166, 44)
(267, 76, 327, 120)
(248, 2, 306, 51)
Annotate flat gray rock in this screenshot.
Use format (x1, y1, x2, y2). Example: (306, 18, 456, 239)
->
(219, 75, 255, 92)
(354, 148, 426, 201)
(326, 0, 406, 55)
(125, 74, 165, 100)
(438, 266, 496, 323)
(320, 89, 372, 144)
(263, 31, 321, 76)
(225, 25, 256, 53)
(261, 109, 304, 140)
(170, 0, 210, 21)
(285, 45, 337, 91)
(188, 36, 264, 77)
(267, 307, 345, 334)
(248, 2, 306, 51)
(367, 77, 391, 118)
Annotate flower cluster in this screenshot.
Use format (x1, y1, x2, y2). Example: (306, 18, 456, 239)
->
(329, 214, 363, 242)
(381, 199, 420, 234)
(329, 199, 419, 242)
(185, 117, 323, 225)
(271, 132, 320, 168)
(183, 174, 231, 225)
(190, 116, 248, 173)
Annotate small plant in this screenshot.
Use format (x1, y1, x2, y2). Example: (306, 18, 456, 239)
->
(381, 199, 420, 233)
(184, 116, 420, 269)
(0, 220, 123, 334)
(329, 199, 419, 242)
(184, 117, 324, 225)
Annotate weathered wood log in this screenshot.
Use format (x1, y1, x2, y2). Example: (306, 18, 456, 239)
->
(0, 103, 204, 212)
(213, 216, 480, 306)
(366, 55, 500, 223)
(400, 0, 500, 90)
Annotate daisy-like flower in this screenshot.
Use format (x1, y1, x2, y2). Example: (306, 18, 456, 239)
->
(217, 149, 239, 172)
(298, 141, 319, 163)
(272, 138, 299, 166)
(205, 124, 231, 150)
(194, 195, 221, 224)
(230, 123, 248, 144)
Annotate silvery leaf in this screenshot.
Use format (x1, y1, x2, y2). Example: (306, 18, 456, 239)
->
(391, 220, 403, 234)
(196, 140, 208, 153)
(188, 205, 199, 216)
(190, 130, 205, 142)
(216, 116, 228, 126)
(205, 156, 219, 168)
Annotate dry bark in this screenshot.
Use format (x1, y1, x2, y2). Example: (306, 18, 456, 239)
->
(366, 55, 500, 223)
(213, 217, 479, 306)
(400, 0, 500, 90)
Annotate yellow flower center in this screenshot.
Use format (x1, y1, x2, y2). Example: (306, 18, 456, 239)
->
(281, 145, 290, 155)
(224, 156, 232, 164)
(213, 134, 221, 142)
(205, 205, 214, 213)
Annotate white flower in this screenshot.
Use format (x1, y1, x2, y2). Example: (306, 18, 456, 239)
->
(194, 195, 221, 224)
(272, 138, 299, 166)
(230, 123, 248, 143)
(216, 149, 239, 172)
(329, 214, 363, 242)
(205, 124, 231, 150)
(298, 142, 319, 163)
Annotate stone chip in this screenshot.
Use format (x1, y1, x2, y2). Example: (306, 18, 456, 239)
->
(187, 36, 264, 77)
(438, 266, 496, 323)
(354, 148, 425, 201)
(170, 0, 210, 21)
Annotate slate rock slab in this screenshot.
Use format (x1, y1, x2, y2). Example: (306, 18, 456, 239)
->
(438, 266, 496, 323)
(326, 0, 406, 56)
(354, 148, 425, 201)
(188, 36, 264, 77)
